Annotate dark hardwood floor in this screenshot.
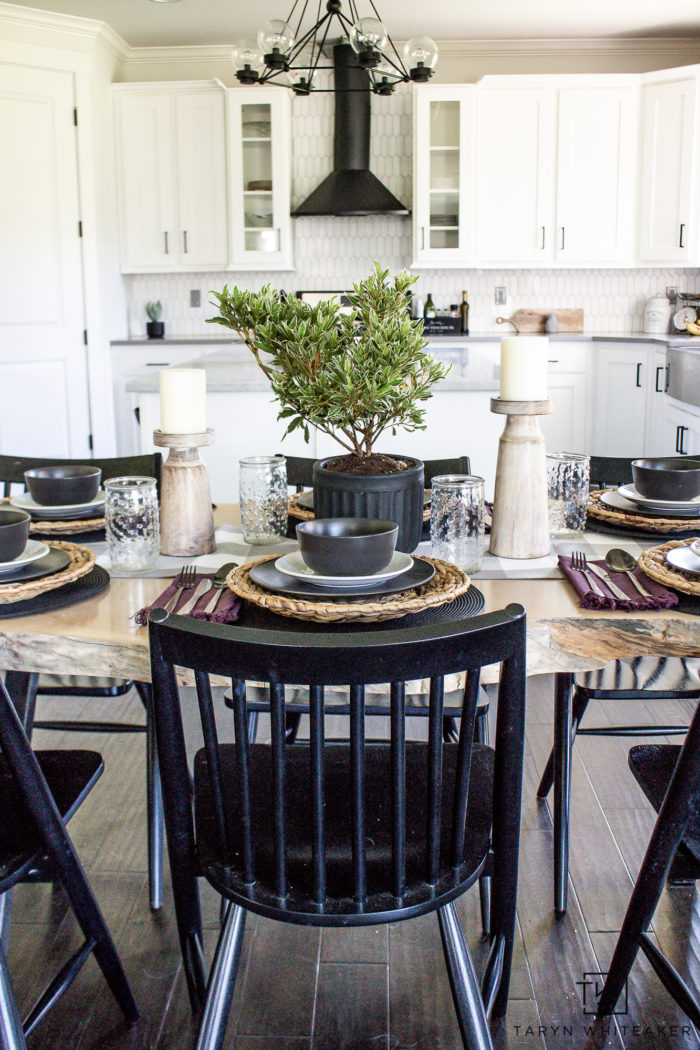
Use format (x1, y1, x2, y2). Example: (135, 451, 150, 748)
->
(10, 677, 700, 1049)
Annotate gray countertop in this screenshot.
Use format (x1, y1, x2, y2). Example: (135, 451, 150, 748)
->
(114, 331, 700, 347)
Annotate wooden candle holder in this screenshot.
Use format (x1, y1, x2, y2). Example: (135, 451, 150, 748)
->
(153, 429, 216, 556)
(488, 398, 554, 560)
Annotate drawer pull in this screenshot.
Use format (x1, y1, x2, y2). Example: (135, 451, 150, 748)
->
(548, 359, 559, 364)
(655, 365, 664, 393)
(680, 223, 686, 249)
(146, 362, 169, 367)
(676, 425, 688, 455)
(635, 362, 642, 388)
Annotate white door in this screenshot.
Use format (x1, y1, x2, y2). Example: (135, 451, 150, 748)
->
(638, 80, 696, 262)
(590, 345, 648, 456)
(114, 91, 177, 271)
(175, 90, 228, 268)
(556, 87, 637, 264)
(0, 64, 90, 457)
(475, 87, 555, 264)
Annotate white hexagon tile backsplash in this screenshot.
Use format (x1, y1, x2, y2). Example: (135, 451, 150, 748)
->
(125, 76, 700, 338)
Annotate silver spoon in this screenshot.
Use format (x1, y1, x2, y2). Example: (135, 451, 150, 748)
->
(604, 548, 653, 598)
(201, 562, 239, 616)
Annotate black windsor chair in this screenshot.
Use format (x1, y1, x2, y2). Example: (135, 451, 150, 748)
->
(0, 453, 165, 911)
(536, 455, 700, 912)
(0, 678, 138, 1048)
(148, 603, 527, 1050)
(597, 697, 700, 1026)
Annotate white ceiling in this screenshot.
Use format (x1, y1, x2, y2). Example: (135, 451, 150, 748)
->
(5, 0, 700, 48)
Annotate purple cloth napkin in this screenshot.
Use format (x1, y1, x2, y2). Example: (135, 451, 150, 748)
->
(558, 555, 678, 611)
(134, 572, 241, 626)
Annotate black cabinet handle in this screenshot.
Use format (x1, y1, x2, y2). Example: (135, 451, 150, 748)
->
(635, 362, 642, 387)
(133, 406, 140, 425)
(665, 364, 670, 392)
(655, 365, 664, 392)
(680, 223, 686, 249)
(676, 425, 688, 455)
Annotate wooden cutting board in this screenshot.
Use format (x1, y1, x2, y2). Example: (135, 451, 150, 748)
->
(496, 308, 584, 333)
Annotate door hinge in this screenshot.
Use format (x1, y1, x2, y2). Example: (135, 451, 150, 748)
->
(73, 107, 78, 126)
(78, 220, 83, 238)
(83, 329, 88, 346)
(88, 433, 93, 451)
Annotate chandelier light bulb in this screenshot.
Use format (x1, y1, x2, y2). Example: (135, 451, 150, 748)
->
(232, 39, 265, 82)
(257, 19, 295, 60)
(404, 35, 438, 80)
(349, 17, 387, 67)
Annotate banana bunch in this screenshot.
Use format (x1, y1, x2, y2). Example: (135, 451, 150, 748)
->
(686, 319, 700, 336)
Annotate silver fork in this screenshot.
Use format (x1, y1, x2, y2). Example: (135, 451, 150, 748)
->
(164, 564, 196, 613)
(571, 550, 605, 597)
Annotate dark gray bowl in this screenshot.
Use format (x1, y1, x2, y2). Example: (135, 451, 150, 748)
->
(24, 465, 102, 506)
(631, 457, 700, 502)
(296, 518, 398, 576)
(0, 509, 30, 563)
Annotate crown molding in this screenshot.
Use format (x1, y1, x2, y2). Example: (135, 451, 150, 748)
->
(124, 44, 235, 67)
(0, 3, 129, 60)
(436, 36, 700, 59)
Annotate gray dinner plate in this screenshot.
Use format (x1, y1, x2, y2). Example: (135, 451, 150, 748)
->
(0, 548, 71, 585)
(665, 546, 700, 579)
(600, 489, 700, 519)
(249, 555, 436, 599)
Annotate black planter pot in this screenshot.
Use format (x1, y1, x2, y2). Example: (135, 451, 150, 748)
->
(313, 455, 424, 553)
(146, 321, 165, 339)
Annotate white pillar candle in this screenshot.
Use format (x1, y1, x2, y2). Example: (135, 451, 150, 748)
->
(499, 337, 549, 401)
(159, 369, 207, 434)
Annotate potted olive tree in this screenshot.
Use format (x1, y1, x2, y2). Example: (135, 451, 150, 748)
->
(208, 264, 450, 551)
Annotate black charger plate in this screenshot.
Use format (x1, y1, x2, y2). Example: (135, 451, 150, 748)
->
(0, 566, 110, 619)
(0, 548, 71, 585)
(249, 556, 435, 600)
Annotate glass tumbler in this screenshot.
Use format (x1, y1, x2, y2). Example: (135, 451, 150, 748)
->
(430, 475, 485, 573)
(105, 476, 160, 573)
(547, 452, 590, 537)
(239, 456, 288, 545)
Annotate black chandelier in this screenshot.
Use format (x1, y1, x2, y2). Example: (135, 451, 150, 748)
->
(232, 0, 438, 96)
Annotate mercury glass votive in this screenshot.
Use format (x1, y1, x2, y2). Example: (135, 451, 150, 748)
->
(105, 476, 160, 573)
(239, 456, 288, 545)
(430, 474, 485, 573)
(547, 452, 590, 537)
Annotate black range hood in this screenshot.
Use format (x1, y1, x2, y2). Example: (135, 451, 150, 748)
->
(292, 44, 409, 218)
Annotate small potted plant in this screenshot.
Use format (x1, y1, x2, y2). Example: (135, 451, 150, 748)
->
(208, 263, 450, 551)
(145, 300, 164, 339)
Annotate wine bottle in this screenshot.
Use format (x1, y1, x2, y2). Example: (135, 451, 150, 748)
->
(424, 293, 436, 319)
(460, 290, 470, 334)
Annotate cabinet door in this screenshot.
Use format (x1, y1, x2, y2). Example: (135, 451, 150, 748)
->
(413, 87, 474, 267)
(228, 89, 292, 270)
(645, 349, 672, 456)
(475, 87, 555, 264)
(590, 345, 649, 456)
(542, 373, 587, 454)
(665, 403, 700, 457)
(556, 87, 637, 264)
(638, 80, 696, 262)
(175, 91, 228, 268)
(115, 93, 177, 271)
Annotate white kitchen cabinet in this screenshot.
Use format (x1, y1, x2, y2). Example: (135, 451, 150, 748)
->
(227, 88, 293, 270)
(589, 343, 672, 458)
(665, 400, 700, 457)
(474, 77, 638, 266)
(114, 82, 228, 273)
(475, 86, 555, 264)
(412, 85, 475, 267)
(638, 78, 697, 263)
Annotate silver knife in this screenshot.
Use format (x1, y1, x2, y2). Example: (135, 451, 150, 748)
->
(177, 578, 213, 616)
(587, 562, 629, 601)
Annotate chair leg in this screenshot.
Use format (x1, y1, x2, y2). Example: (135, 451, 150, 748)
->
(285, 711, 302, 743)
(536, 686, 590, 799)
(0, 945, 26, 1050)
(0, 892, 14, 955)
(136, 683, 164, 912)
(437, 902, 494, 1050)
(195, 903, 247, 1050)
(552, 673, 575, 914)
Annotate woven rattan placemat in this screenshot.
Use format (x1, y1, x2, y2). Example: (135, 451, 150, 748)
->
(228, 555, 470, 623)
(637, 539, 700, 597)
(0, 541, 95, 604)
(587, 490, 700, 534)
(29, 516, 105, 535)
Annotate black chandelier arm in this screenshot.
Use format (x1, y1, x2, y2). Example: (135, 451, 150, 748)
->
(287, 0, 311, 41)
(366, 0, 411, 78)
(288, 9, 333, 62)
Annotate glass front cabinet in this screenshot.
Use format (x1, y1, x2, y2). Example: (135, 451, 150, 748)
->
(227, 88, 293, 270)
(412, 85, 475, 267)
